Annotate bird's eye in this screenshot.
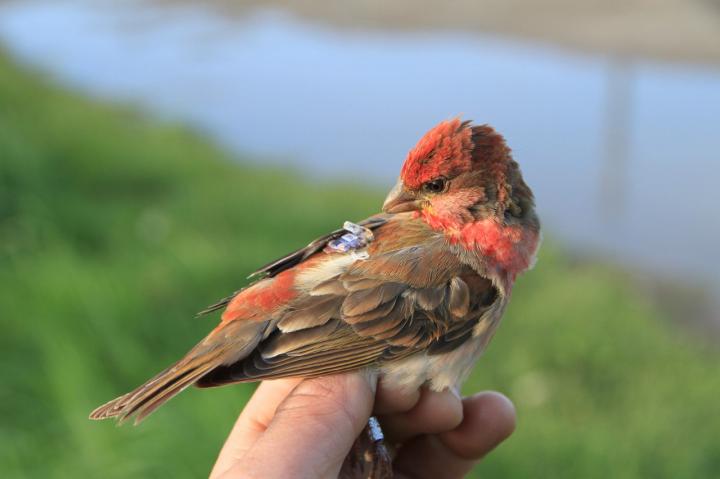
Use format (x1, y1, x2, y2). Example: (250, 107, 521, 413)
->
(423, 178, 446, 193)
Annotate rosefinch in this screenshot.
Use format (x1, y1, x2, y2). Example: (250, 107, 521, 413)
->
(91, 118, 540, 473)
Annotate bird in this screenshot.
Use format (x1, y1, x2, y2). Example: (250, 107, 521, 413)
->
(90, 118, 540, 444)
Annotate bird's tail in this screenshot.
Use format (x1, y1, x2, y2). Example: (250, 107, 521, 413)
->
(89, 320, 266, 424)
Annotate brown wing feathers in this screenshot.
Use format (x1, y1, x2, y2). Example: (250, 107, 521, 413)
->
(197, 262, 496, 388)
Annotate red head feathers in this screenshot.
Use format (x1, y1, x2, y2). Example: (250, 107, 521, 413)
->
(400, 118, 474, 190)
(400, 118, 515, 209)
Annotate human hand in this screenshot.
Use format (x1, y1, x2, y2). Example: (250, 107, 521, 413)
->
(210, 373, 515, 479)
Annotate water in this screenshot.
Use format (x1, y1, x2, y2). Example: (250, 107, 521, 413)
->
(1, 0, 718, 293)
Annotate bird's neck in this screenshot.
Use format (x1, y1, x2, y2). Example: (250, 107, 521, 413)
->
(419, 208, 539, 277)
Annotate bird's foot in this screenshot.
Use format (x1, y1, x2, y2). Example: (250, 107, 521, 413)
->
(340, 416, 393, 479)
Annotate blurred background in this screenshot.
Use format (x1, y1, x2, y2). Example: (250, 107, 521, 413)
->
(1, 0, 719, 477)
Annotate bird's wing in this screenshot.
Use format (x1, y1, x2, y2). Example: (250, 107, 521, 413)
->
(197, 213, 499, 386)
(90, 214, 498, 423)
(250, 216, 388, 279)
(195, 216, 388, 316)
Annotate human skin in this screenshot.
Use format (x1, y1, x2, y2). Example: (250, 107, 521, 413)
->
(210, 373, 516, 479)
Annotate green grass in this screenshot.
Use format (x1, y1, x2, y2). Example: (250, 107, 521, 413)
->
(1, 51, 719, 478)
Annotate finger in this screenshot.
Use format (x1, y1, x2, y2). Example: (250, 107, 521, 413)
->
(393, 392, 516, 479)
(379, 386, 463, 444)
(373, 380, 421, 415)
(210, 378, 302, 479)
(440, 392, 516, 459)
(220, 373, 376, 479)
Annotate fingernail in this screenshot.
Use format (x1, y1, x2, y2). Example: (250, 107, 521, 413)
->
(449, 386, 462, 400)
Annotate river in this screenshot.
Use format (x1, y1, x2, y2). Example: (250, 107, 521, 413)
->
(1, 0, 718, 297)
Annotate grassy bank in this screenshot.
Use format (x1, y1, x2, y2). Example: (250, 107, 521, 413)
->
(1, 51, 718, 478)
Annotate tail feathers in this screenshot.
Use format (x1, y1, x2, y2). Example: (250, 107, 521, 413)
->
(89, 352, 225, 424)
(90, 320, 268, 424)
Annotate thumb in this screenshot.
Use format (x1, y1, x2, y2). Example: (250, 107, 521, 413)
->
(219, 373, 376, 479)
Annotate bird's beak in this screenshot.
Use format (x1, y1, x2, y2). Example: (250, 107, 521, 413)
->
(383, 180, 420, 213)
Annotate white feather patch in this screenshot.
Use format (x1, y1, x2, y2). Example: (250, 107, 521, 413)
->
(296, 254, 356, 292)
(381, 336, 486, 391)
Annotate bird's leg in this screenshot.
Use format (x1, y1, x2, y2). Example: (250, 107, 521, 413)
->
(340, 416, 393, 479)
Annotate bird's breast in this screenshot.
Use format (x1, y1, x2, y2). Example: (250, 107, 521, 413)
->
(380, 335, 487, 392)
